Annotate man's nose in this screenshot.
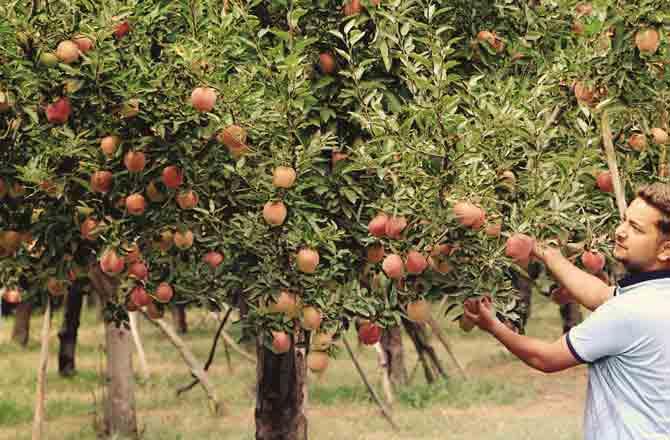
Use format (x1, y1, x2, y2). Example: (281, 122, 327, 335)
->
(615, 224, 626, 240)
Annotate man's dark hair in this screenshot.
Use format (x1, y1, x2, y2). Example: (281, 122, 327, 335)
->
(637, 183, 670, 235)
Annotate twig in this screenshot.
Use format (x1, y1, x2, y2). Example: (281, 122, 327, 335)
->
(427, 317, 467, 379)
(177, 307, 233, 396)
(342, 336, 399, 431)
(601, 111, 627, 217)
(31, 300, 51, 440)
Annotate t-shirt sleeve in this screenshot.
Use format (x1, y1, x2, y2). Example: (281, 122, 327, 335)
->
(566, 300, 632, 363)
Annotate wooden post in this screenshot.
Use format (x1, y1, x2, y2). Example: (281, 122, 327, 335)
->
(148, 315, 224, 415)
(343, 337, 399, 431)
(31, 300, 51, 440)
(128, 311, 150, 380)
(427, 317, 467, 379)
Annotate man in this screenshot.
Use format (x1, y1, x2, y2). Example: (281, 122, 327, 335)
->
(464, 183, 670, 439)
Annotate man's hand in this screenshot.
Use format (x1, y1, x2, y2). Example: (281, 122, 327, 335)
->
(463, 296, 499, 333)
(531, 240, 560, 262)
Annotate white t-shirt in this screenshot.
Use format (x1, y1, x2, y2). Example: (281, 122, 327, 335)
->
(567, 271, 670, 439)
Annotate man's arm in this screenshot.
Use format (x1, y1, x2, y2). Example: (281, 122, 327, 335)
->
(487, 320, 582, 373)
(464, 297, 583, 373)
(533, 244, 614, 311)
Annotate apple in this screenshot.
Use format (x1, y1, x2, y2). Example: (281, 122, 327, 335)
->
(46, 97, 72, 124)
(202, 251, 224, 269)
(271, 331, 291, 354)
(162, 166, 183, 189)
(191, 87, 217, 112)
(56, 40, 80, 64)
(296, 248, 320, 274)
(155, 282, 174, 303)
(263, 201, 287, 226)
(272, 166, 297, 188)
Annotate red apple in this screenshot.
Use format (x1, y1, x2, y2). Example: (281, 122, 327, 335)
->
(596, 171, 614, 193)
(263, 201, 287, 226)
(271, 331, 291, 354)
(505, 233, 535, 263)
(301, 306, 322, 331)
(191, 87, 217, 112)
(100, 249, 125, 275)
(162, 166, 183, 189)
(319, 52, 336, 74)
(176, 190, 199, 209)
(90, 170, 113, 194)
(385, 216, 407, 239)
(581, 251, 605, 274)
(272, 166, 297, 188)
(155, 282, 174, 303)
(46, 97, 72, 124)
(173, 230, 194, 250)
(202, 251, 224, 269)
(113, 21, 131, 39)
(100, 135, 120, 156)
(128, 262, 148, 280)
(56, 40, 80, 64)
(358, 322, 382, 345)
(125, 193, 146, 216)
(131, 286, 151, 307)
(124, 151, 146, 173)
(73, 36, 94, 54)
(296, 248, 320, 274)
(307, 351, 329, 373)
(405, 250, 428, 275)
(382, 254, 404, 279)
(368, 213, 389, 237)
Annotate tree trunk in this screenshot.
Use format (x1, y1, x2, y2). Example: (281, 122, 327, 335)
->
(512, 274, 533, 334)
(103, 319, 138, 438)
(380, 326, 407, 388)
(171, 304, 188, 334)
(255, 332, 307, 440)
(58, 282, 84, 377)
(12, 301, 32, 346)
(402, 320, 447, 383)
(560, 303, 583, 333)
(88, 265, 138, 439)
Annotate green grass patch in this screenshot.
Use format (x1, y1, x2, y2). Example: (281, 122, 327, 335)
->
(0, 399, 32, 426)
(310, 383, 370, 405)
(47, 398, 93, 418)
(398, 377, 535, 409)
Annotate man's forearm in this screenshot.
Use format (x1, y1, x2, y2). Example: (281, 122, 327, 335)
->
(488, 321, 553, 372)
(541, 250, 612, 311)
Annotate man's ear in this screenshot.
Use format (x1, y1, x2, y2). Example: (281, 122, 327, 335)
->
(659, 240, 670, 262)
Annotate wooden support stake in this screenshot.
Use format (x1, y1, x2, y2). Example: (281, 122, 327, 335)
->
(343, 336, 399, 431)
(147, 315, 225, 416)
(128, 311, 149, 381)
(427, 317, 468, 379)
(373, 342, 394, 406)
(32, 300, 51, 440)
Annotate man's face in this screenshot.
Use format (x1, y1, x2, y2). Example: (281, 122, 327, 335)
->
(614, 198, 670, 272)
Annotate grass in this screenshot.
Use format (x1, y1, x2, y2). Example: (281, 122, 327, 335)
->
(0, 294, 587, 439)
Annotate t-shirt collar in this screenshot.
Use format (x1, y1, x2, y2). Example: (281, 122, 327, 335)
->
(617, 270, 670, 289)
